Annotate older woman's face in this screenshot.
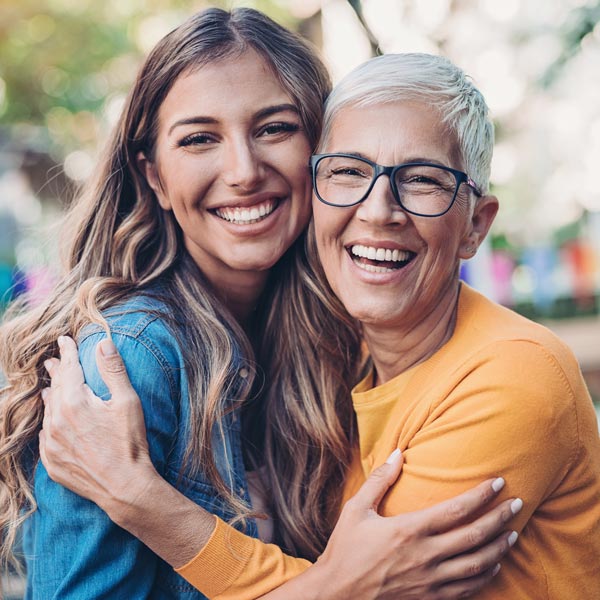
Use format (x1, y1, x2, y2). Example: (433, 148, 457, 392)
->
(313, 101, 497, 328)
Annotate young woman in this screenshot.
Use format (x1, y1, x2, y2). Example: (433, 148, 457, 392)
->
(0, 10, 518, 599)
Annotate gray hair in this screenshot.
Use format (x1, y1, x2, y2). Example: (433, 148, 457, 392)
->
(320, 53, 494, 194)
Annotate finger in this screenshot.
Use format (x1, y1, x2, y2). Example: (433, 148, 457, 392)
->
(41, 387, 51, 406)
(44, 358, 61, 387)
(39, 428, 49, 470)
(95, 339, 137, 402)
(430, 497, 522, 560)
(410, 478, 507, 536)
(57, 335, 86, 387)
(435, 564, 502, 600)
(435, 530, 516, 585)
(43, 357, 60, 375)
(347, 449, 403, 512)
(41, 390, 51, 429)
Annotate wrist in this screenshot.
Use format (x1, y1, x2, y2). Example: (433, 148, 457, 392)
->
(101, 462, 160, 530)
(303, 558, 347, 600)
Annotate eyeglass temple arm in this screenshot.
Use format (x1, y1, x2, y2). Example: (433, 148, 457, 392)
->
(466, 177, 482, 197)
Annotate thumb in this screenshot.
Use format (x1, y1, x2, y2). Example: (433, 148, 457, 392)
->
(95, 339, 136, 401)
(351, 449, 404, 513)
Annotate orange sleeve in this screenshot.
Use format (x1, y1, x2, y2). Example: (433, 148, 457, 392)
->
(175, 518, 311, 600)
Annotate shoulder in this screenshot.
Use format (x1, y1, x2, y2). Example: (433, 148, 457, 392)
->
(78, 291, 184, 369)
(434, 285, 595, 453)
(457, 284, 584, 389)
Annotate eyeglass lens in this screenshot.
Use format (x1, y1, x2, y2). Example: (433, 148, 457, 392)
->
(315, 156, 460, 215)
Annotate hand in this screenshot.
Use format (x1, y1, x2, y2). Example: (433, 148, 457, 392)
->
(313, 457, 520, 600)
(39, 335, 157, 521)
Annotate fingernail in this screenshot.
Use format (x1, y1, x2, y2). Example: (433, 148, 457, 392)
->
(41, 388, 49, 401)
(491, 477, 505, 492)
(508, 531, 519, 547)
(385, 448, 402, 465)
(510, 498, 523, 515)
(99, 339, 117, 356)
(57, 336, 66, 349)
(492, 563, 501, 577)
(43, 360, 54, 374)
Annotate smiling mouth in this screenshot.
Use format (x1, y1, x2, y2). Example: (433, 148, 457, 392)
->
(213, 199, 280, 225)
(348, 244, 416, 273)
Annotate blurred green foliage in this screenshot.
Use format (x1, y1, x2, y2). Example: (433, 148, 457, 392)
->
(0, 0, 300, 155)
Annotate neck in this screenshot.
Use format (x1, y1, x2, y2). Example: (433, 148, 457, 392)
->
(207, 269, 270, 327)
(363, 280, 462, 386)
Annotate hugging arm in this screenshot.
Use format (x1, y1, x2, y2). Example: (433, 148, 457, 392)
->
(31, 332, 179, 598)
(40, 337, 519, 600)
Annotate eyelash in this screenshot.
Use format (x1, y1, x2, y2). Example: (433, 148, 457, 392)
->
(259, 122, 300, 136)
(177, 122, 300, 147)
(178, 133, 215, 147)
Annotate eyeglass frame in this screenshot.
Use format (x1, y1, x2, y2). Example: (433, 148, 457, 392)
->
(309, 152, 482, 218)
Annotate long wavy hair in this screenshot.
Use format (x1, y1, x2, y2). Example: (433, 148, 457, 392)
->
(0, 7, 361, 572)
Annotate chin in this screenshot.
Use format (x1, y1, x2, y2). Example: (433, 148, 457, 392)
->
(342, 301, 399, 326)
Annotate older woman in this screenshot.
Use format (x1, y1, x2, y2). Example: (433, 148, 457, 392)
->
(309, 53, 600, 598)
(37, 53, 593, 599)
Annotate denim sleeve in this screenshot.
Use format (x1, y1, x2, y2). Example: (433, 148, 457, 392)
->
(27, 327, 179, 599)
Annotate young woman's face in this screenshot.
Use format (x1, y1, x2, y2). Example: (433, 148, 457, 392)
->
(313, 101, 497, 329)
(142, 50, 312, 288)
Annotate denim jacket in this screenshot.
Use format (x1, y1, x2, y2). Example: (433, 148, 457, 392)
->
(24, 292, 257, 599)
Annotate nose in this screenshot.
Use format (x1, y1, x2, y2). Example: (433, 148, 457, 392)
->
(355, 174, 408, 226)
(222, 138, 265, 191)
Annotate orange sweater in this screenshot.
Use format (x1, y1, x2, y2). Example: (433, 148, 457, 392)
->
(177, 285, 600, 599)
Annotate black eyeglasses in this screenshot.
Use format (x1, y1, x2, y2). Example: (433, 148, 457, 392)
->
(310, 153, 482, 217)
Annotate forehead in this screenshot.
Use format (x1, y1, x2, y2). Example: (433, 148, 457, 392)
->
(157, 50, 293, 126)
(325, 100, 461, 166)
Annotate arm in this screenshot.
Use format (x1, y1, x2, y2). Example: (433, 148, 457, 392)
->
(31, 329, 178, 598)
(41, 337, 520, 600)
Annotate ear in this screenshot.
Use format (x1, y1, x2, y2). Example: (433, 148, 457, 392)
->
(136, 151, 171, 211)
(459, 194, 499, 259)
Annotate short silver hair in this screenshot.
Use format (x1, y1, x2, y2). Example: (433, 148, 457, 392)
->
(320, 53, 494, 194)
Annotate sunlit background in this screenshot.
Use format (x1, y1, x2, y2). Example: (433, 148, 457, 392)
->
(1, 0, 600, 594)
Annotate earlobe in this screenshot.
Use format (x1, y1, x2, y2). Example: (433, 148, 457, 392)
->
(136, 151, 171, 211)
(459, 194, 499, 259)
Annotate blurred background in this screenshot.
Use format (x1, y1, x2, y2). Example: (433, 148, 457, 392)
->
(1, 0, 600, 594)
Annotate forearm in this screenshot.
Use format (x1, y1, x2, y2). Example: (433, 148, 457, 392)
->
(258, 561, 339, 600)
(102, 464, 216, 568)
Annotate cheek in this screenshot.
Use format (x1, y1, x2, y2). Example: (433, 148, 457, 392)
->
(313, 202, 347, 243)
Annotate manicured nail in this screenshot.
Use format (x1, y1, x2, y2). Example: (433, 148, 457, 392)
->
(491, 477, 505, 492)
(99, 339, 117, 356)
(41, 388, 49, 401)
(492, 563, 501, 577)
(57, 336, 66, 349)
(43, 360, 54, 374)
(508, 531, 519, 547)
(385, 448, 402, 465)
(510, 498, 523, 515)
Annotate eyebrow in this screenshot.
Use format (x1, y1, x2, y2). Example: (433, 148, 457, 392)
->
(168, 103, 299, 136)
(332, 151, 449, 168)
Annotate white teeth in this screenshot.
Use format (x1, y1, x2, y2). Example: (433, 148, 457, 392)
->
(355, 262, 396, 273)
(215, 200, 276, 224)
(350, 244, 411, 263)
